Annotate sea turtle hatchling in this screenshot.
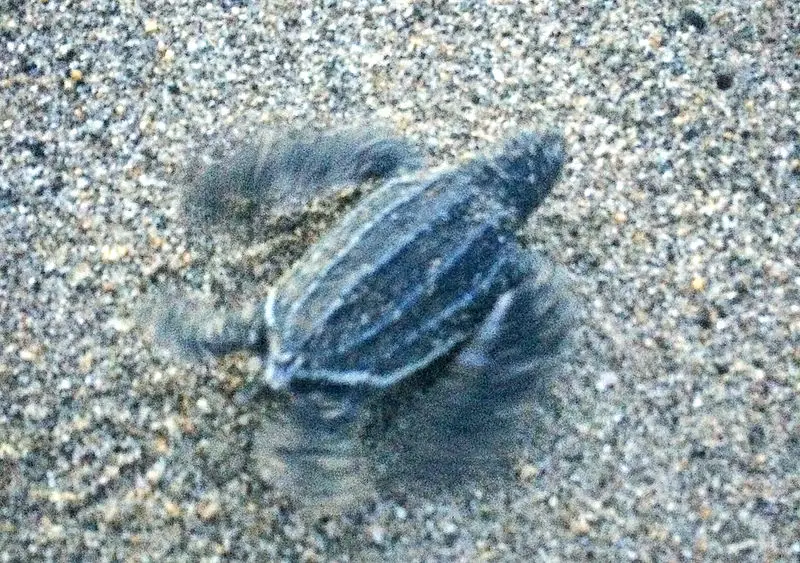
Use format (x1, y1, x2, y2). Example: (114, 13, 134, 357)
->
(156, 126, 573, 510)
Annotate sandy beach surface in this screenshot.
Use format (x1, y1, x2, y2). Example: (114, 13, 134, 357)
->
(1, 1, 798, 560)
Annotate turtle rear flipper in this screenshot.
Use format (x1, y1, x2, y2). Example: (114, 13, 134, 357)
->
(145, 293, 269, 361)
(183, 126, 424, 224)
(377, 253, 576, 488)
(250, 382, 375, 516)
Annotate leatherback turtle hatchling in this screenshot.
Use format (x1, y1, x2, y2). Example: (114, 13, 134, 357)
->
(157, 126, 572, 509)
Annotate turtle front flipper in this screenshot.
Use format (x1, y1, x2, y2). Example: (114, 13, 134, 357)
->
(455, 251, 575, 398)
(250, 381, 374, 516)
(183, 125, 424, 223)
(378, 252, 576, 488)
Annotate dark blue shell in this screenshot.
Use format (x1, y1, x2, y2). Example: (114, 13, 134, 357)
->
(267, 133, 564, 387)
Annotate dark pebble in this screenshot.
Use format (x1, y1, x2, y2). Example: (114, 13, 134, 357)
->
(681, 9, 707, 32)
(715, 72, 733, 90)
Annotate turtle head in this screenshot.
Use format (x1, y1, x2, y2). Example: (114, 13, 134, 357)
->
(489, 131, 565, 216)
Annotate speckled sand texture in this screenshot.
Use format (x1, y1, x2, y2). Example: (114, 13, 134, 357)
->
(1, 1, 798, 560)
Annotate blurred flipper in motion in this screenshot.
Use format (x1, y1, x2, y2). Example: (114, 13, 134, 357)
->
(374, 254, 576, 491)
(182, 125, 424, 224)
